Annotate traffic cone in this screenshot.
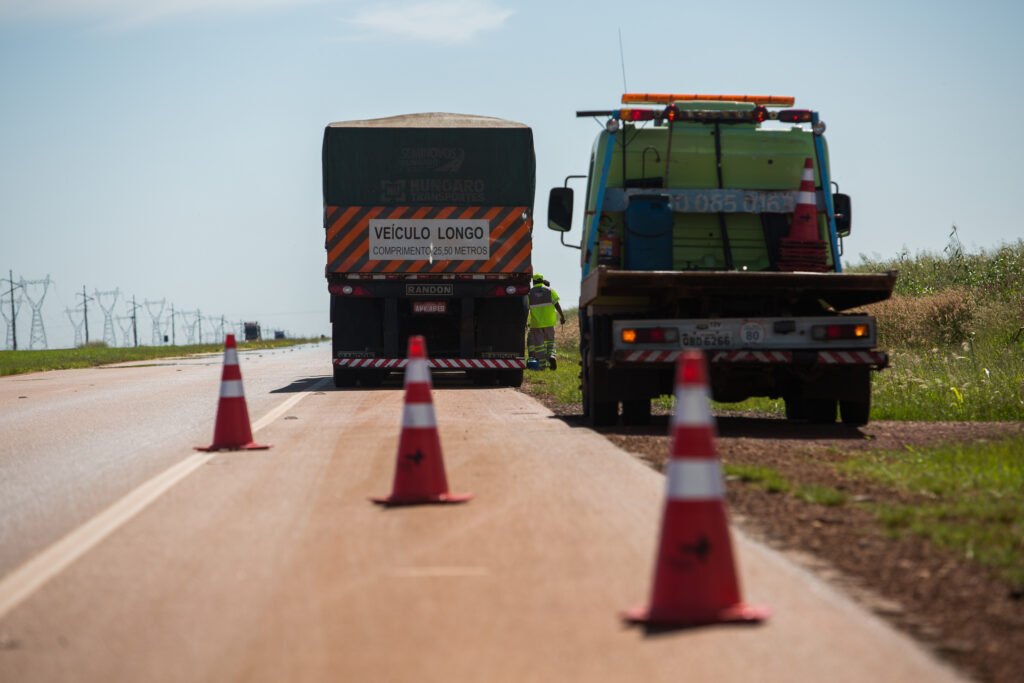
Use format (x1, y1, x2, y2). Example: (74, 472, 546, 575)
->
(371, 335, 472, 506)
(777, 157, 828, 272)
(623, 350, 769, 626)
(196, 334, 270, 452)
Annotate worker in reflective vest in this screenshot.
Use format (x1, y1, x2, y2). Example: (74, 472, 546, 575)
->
(527, 273, 565, 370)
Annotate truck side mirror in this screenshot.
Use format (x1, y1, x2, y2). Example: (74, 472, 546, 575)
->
(833, 193, 852, 237)
(548, 187, 573, 232)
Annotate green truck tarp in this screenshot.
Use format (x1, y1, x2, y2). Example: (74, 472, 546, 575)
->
(322, 113, 535, 207)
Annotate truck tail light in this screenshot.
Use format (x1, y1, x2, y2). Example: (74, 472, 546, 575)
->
(775, 109, 814, 123)
(489, 284, 529, 296)
(330, 284, 372, 296)
(811, 323, 870, 340)
(619, 108, 658, 121)
(621, 327, 679, 344)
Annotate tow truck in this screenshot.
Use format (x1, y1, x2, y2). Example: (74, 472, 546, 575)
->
(547, 93, 895, 425)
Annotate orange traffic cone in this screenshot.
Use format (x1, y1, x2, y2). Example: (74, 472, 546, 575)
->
(196, 334, 270, 452)
(371, 335, 472, 506)
(777, 157, 828, 272)
(623, 349, 769, 626)
(786, 157, 819, 242)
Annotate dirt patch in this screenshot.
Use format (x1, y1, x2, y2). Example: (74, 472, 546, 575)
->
(525, 390, 1024, 683)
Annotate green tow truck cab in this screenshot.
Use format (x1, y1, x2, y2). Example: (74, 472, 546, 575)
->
(548, 93, 895, 426)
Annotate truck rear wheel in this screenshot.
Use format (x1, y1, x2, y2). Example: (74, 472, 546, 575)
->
(784, 395, 806, 421)
(499, 368, 524, 387)
(840, 370, 872, 425)
(622, 399, 651, 425)
(589, 394, 618, 426)
(333, 366, 356, 388)
(806, 398, 837, 424)
(583, 356, 617, 426)
(356, 369, 386, 387)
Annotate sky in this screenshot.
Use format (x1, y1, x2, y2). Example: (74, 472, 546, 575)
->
(2, 0, 1022, 349)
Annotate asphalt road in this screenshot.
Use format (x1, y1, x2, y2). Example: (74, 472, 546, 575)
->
(0, 343, 966, 682)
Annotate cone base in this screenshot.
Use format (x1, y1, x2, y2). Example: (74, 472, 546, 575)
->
(369, 492, 474, 506)
(195, 442, 271, 452)
(622, 602, 770, 627)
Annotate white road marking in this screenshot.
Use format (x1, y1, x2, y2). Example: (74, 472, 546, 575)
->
(389, 567, 491, 578)
(0, 377, 332, 620)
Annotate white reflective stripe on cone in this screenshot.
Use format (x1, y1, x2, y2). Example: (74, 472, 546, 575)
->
(666, 459, 725, 500)
(796, 189, 816, 205)
(404, 361, 431, 384)
(671, 386, 713, 426)
(402, 403, 437, 428)
(220, 380, 245, 398)
(224, 348, 239, 366)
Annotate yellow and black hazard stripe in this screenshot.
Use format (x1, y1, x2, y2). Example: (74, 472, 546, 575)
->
(324, 206, 532, 274)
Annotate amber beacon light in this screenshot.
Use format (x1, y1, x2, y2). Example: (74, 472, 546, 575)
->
(621, 93, 796, 107)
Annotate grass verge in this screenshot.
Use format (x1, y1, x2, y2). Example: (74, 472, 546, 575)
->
(724, 464, 790, 493)
(841, 438, 1024, 587)
(0, 338, 323, 377)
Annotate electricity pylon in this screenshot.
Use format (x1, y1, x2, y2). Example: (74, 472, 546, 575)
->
(1, 294, 23, 350)
(145, 299, 166, 345)
(94, 289, 120, 347)
(116, 315, 134, 347)
(207, 315, 224, 343)
(65, 307, 86, 347)
(181, 309, 200, 344)
(21, 276, 52, 350)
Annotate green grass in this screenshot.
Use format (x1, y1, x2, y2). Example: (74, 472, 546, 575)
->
(0, 338, 323, 377)
(849, 230, 1024, 302)
(724, 464, 790, 492)
(794, 483, 848, 506)
(521, 314, 582, 403)
(841, 438, 1024, 587)
(872, 343, 1024, 421)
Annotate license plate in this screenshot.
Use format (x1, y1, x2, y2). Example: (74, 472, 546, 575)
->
(679, 332, 732, 348)
(413, 301, 447, 314)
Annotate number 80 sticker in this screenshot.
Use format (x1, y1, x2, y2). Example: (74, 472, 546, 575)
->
(740, 321, 766, 345)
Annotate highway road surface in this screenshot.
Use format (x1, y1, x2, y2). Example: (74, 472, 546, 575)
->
(0, 342, 965, 682)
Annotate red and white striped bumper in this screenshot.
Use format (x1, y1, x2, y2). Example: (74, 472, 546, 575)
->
(617, 349, 888, 366)
(334, 358, 525, 370)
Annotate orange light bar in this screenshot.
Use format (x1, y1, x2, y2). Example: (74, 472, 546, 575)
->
(622, 93, 795, 107)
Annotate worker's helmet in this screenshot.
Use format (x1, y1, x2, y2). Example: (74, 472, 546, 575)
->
(532, 273, 544, 283)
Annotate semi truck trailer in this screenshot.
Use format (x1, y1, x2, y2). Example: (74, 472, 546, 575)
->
(323, 113, 535, 387)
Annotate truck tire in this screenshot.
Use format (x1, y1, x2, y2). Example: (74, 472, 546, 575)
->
(471, 370, 497, 386)
(357, 369, 386, 387)
(622, 399, 651, 425)
(499, 368, 524, 387)
(589, 393, 618, 426)
(840, 398, 870, 426)
(583, 350, 617, 426)
(784, 395, 807, 421)
(333, 366, 356, 388)
(840, 370, 872, 425)
(806, 398, 837, 424)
